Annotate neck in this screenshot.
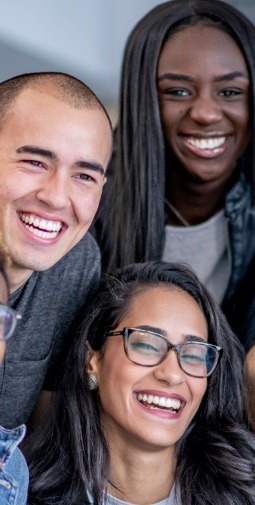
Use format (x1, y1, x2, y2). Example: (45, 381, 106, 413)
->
(106, 430, 175, 505)
(165, 165, 234, 226)
(6, 265, 33, 294)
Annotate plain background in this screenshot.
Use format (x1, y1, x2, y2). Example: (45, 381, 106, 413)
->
(0, 0, 254, 118)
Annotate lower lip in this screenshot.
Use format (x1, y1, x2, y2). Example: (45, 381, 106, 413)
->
(134, 395, 184, 420)
(181, 136, 231, 159)
(17, 214, 64, 244)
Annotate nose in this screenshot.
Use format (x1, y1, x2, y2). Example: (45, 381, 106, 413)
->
(189, 93, 223, 126)
(153, 349, 185, 387)
(36, 170, 71, 210)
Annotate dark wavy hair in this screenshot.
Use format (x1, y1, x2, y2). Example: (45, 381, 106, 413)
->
(94, 0, 255, 273)
(26, 262, 255, 504)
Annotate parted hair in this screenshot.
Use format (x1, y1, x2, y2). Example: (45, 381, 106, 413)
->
(26, 262, 255, 504)
(94, 0, 255, 272)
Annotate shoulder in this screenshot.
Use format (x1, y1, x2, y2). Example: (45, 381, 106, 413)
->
(47, 232, 101, 280)
(62, 232, 100, 264)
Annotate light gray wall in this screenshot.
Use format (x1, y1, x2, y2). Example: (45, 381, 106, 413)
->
(0, 0, 254, 107)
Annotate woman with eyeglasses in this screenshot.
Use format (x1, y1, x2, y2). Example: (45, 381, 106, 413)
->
(26, 261, 255, 504)
(0, 236, 28, 504)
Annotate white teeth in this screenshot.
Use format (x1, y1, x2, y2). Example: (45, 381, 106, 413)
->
(136, 393, 182, 412)
(39, 219, 47, 230)
(25, 225, 58, 239)
(187, 136, 226, 150)
(20, 213, 62, 239)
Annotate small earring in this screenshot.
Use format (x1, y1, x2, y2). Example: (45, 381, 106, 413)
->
(87, 374, 98, 390)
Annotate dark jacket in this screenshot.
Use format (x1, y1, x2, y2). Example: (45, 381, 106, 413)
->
(223, 169, 255, 303)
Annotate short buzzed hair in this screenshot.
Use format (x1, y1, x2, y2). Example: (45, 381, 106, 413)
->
(0, 71, 112, 130)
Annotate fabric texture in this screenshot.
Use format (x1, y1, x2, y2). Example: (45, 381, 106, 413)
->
(0, 424, 28, 505)
(86, 485, 181, 505)
(0, 232, 101, 428)
(94, 163, 255, 349)
(105, 485, 181, 505)
(162, 209, 231, 303)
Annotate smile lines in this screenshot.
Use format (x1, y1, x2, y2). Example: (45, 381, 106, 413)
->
(19, 213, 62, 239)
(136, 393, 183, 413)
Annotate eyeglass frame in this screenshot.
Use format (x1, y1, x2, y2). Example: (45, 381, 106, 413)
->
(105, 327, 223, 378)
(0, 304, 22, 340)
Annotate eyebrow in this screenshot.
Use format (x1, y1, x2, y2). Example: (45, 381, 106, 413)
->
(157, 71, 249, 83)
(137, 325, 206, 343)
(75, 160, 105, 176)
(16, 145, 105, 175)
(16, 145, 57, 159)
(137, 325, 168, 337)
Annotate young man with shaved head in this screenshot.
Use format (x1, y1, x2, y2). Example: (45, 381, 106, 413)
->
(0, 72, 112, 428)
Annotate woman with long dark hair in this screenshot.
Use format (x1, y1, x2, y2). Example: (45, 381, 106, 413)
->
(94, 0, 255, 307)
(27, 262, 255, 504)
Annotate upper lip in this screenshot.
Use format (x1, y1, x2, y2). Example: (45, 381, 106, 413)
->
(18, 210, 67, 226)
(180, 133, 230, 138)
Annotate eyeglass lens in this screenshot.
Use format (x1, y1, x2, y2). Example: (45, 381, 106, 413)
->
(127, 329, 218, 377)
(0, 306, 17, 340)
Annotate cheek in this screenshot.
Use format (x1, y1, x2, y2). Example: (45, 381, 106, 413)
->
(191, 378, 207, 404)
(74, 189, 103, 224)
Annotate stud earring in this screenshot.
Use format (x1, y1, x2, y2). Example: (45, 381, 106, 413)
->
(87, 374, 98, 390)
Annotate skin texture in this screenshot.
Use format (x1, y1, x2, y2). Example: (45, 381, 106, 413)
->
(0, 87, 112, 293)
(157, 24, 250, 224)
(0, 272, 8, 362)
(88, 286, 207, 504)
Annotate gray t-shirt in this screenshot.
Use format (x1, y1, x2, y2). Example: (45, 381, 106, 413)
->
(105, 485, 181, 505)
(0, 232, 100, 428)
(162, 210, 231, 304)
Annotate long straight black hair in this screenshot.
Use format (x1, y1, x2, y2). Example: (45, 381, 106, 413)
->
(94, 0, 255, 273)
(26, 262, 255, 504)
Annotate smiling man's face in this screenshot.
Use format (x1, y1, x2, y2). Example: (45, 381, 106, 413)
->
(0, 88, 112, 291)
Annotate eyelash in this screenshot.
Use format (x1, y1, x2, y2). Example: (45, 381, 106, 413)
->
(164, 89, 191, 97)
(24, 159, 44, 167)
(163, 88, 243, 98)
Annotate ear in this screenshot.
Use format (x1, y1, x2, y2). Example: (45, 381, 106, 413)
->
(103, 175, 107, 186)
(86, 342, 101, 375)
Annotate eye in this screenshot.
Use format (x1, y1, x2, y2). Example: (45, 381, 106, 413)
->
(219, 89, 242, 98)
(130, 341, 160, 354)
(22, 159, 44, 168)
(164, 88, 191, 97)
(181, 344, 207, 365)
(181, 353, 205, 364)
(73, 173, 98, 184)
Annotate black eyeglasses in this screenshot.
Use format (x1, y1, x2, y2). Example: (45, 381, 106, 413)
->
(0, 305, 22, 340)
(105, 327, 222, 378)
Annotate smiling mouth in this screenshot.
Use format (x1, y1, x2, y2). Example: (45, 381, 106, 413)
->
(186, 136, 227, 150)
(135, 393, 183, 414)
(181, 135, 230, 157)
(19, 212, 63, 239)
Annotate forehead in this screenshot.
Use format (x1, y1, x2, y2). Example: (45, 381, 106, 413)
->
(158, 25, 248, 75)
(0, 88, 112, 165)
(120, 286, 208, 339)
